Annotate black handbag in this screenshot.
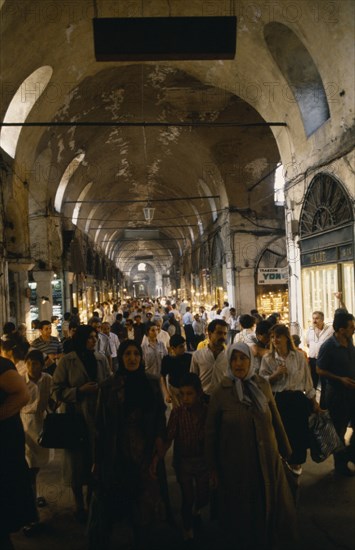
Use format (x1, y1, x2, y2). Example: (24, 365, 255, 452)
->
(308, 410, 344, 463)
(38, 411, 88, 449)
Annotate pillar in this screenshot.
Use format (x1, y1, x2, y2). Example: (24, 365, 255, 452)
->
(33, 270, 54, 320)
(0, 259, 9, 327)
(287, 235, 303, 335)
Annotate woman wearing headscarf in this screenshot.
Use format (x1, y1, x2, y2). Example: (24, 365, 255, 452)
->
(52, 325, 111, 521)
(89, 339, 168, 549)
(205, 342, 297, 550)
(260, 324, 320, 475)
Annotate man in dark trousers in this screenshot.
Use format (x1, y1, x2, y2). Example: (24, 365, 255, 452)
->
(317, 312, 355, 476)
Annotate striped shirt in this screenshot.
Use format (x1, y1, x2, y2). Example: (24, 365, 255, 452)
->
(167, 403, 208, 460)
(31, 336, 63, 357)
(260, 350, 315, 399)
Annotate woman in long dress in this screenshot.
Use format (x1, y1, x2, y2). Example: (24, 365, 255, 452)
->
(52, 325, 111, 520)
(89, 340, 168, 549)
(205, 342, 297, 550)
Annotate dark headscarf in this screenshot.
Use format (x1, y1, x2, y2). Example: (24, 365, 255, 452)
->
(117, 340, 155, 411)
(72, 325, 98, 380)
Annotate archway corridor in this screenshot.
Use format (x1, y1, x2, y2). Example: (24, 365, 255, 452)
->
(0, 0, 353, 335)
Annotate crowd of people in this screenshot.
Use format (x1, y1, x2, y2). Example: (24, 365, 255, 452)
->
(0, 296, 354, 550)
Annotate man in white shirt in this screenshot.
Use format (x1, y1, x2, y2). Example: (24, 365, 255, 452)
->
(190, 319, 228, 401)
(142, 324, 168, 378)
(220, 301, 231, 323)
(192, 313, 205, 348)
(155, 319, 170, 348)
(170, 303, 181, 321)
(228, 307, 239, 344)
(124, 318, 135, 340)
(141, 319, 170, 348)
(183, 307, 195, 351)
(88, 317, 112, 373)
(101, 322, 120, 372)
(305, 311, 333, 400)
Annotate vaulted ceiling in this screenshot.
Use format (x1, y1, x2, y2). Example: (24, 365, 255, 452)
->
(1, 0, 353, 274)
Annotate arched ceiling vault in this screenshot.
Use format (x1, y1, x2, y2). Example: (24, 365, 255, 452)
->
(1, 0, 353, 271)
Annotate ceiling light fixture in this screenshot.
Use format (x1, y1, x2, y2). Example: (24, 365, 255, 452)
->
(143, 198, 155, 224)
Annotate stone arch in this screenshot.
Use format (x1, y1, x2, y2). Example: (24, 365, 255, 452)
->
(54, 153, 85, 213)
(264, 22, 330, 137)
(129, 262, 156, 297)
(0, 66, 53, 158)
(299, 173, 353, 237)
(257, 237, 287, 269)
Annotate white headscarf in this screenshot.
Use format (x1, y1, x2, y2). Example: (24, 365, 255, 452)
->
(227, 342, 268, 412)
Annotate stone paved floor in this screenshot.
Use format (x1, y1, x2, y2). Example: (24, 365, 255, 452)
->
(11, 441, 355, 550)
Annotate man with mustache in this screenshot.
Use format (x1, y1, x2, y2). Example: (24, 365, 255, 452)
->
(190, 320, 228, 403)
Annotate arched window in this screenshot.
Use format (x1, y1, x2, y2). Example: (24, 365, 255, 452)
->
(300, 173, 353, 237)
(0, 66, 53, 158)
(264, 23, 330, 137)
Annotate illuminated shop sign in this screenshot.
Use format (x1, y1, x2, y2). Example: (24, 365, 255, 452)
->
(257, 268, 288, 285)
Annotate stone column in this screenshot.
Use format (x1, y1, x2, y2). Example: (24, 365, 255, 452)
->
(33, 270, 54, 320)
(63, 271, 74, 313)
(287, 235, 303, 335)
(225, 252, 236, 308)
(0, 259, 9, 327)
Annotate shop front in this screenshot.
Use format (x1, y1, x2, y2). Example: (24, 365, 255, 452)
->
(299, 173, 354, 328)
(256, 239, 289, 323)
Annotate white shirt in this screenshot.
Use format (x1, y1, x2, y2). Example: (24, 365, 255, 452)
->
(305, 323, 333, 359)
(22, 372, 52, 414)
(190, 346, 228, 395)
(200, 311, 209, 325)
(170, 308, 180, 321)
(229, 316, 239, 331)
(234, 328, 256, 345)
(96, 332, 112, 359)
(221, 306, 230, 322)
(142, 340, 168, 377)
(183, 312, 194, 325)
(260, 350, 315, 399)
(192, 320, 204, 335)
(126, 327, 135, 340)
(179, 301, 188, 315)
(21, 373, 53, 468)
(108, 332, 120, 358)
(157, 329, 170, 348)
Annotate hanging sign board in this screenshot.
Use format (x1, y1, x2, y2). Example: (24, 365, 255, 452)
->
(257, 268, 288, 285)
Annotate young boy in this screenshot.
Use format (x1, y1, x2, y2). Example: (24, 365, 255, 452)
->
(160, 335, 192, 407)
(165, 373, 209, 541)
(21, 350, 53, 508)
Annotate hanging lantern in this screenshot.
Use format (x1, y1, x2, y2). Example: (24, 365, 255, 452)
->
(143, 203, 155, 223)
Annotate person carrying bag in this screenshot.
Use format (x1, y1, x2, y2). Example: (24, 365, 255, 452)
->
(308, 410, 344, 463)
